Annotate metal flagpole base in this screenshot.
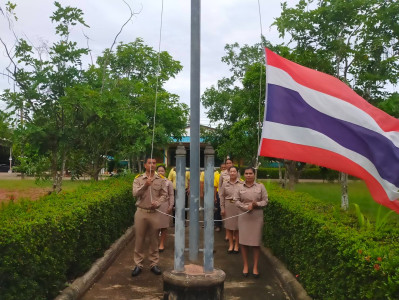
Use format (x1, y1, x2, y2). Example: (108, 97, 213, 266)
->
(163, 265, 225, 300)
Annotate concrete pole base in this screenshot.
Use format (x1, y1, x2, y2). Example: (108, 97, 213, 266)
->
(163, 264, 226, 300)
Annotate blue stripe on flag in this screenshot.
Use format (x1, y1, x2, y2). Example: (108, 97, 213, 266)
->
(266, 84, 399, 186)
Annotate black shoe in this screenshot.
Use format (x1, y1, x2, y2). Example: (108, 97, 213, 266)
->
(131, 266, 142, 277)
(151, 265, 162, 275)
(242, 272, 249, 277)
(253, 273, 260, 278)
(159, 248, 165, 253)
(233, 249, 240, 254)
(227, 249, 233, 254)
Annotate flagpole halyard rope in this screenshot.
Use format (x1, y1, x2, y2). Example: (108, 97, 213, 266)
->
(255, 0, 264, 177)
(149, 0, 164, 203)
(150, 0, 164, 163)
(155, 208, 250, 222)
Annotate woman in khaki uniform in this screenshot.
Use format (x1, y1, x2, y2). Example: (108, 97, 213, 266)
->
(156, 165, 174, 252)
(235, 167, 268, 278)
(220, 166, 243, 254)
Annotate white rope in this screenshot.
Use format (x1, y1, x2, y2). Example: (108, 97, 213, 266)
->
(155, 208, 250, 222)
(150, 0, 164, 163)
(255, 0, 264, 179)
(149, 0, 164, 203)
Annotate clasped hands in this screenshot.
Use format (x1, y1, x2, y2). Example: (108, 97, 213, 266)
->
(247, 201, 258, 211)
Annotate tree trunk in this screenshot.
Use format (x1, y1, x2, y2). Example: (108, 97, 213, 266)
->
(284, 160, 297, 190)
(51, 148, 58, 193)
(93, 160, 99, 181)
(54, 152, 66, 193)
(278, 162, 283, 186)
(287, 166, 296, 191)
(93, 169, 100, 181)
(340, 172, 349, 210)
(137, 155, 142, 174)
(336, 54, 349, 210)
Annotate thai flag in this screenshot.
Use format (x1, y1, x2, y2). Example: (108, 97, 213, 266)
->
(259, 48, 399, 213)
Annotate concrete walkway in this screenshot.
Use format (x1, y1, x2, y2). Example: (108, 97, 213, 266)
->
(78, 224, 308, 300)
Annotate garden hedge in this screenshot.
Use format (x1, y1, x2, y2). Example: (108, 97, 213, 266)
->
(264, 183, 399, 299)
(0, 175, 136, 300)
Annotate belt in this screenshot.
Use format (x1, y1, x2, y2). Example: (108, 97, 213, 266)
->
(138, 207, 156, 213)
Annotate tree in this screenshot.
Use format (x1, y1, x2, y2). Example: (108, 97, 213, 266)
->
(1, 3, 188, 185)
(1, 2, 89, 190)
(202, 41, 303, 186)
(202, 42, 268, 165)
(378, 93, 399, 118)
(274, 0, 399, 207)
(63, 40, 188, 180)
(0, 111, 12, 141)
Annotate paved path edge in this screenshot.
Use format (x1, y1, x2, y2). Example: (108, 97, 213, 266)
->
(55, 226, 135, 300)
(54, 227, 311, 300)
(261, 246, 312, 300)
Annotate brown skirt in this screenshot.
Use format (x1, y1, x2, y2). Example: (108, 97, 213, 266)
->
(158, 201, 171, 229)
(223, 200, 239, 230)
(238, 208, 264, 246)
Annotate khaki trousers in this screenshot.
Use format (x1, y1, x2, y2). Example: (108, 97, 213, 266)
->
(134, 209, 160, 268)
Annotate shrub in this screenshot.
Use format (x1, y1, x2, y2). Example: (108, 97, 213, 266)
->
(0, 176, 136, 300)
(263, 183, 399, 299)
(242, 167, 340, 180)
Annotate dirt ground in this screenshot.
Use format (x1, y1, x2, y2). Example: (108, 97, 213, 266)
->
(0, 187, 51, 203)
(0, 172, 51, 203)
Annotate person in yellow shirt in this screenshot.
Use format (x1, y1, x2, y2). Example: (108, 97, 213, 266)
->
(214, 167, 222, 231)
(168, 167, 177, 190)
(167, 167, 190, 225)
(168, 167, 177, 226)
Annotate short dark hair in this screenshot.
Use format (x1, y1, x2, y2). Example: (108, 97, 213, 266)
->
(157, 165, 166, 171)
(228, 166, 239, 172)
(144, 156, 156, 164)
(244, 167, 255, 174)
(225, 158, 233, 164)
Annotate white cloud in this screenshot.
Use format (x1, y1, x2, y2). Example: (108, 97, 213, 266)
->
(0, 0, 294, 115)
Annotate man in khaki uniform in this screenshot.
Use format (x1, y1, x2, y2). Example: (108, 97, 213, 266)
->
(131, 157, 167, 277)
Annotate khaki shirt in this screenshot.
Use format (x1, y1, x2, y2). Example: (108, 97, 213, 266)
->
(218, 170, 229, 190)
(219, 179, 244, 210)
(218, 169, 241, 190)
(165, 179, 175, 210)
(133, 173, 167, 209)
(235, 182, 268, 211)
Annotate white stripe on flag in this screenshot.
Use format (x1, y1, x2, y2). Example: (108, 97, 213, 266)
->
(267, 66, 399, 148)
(262, 120, 399, 201)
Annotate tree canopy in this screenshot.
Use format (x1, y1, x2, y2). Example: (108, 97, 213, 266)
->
(0, 2, 188, 188)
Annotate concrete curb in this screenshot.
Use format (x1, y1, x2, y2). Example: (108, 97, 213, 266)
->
(261, 246, 312, 300)
(55, 226, 135, 300)
(55, 226, 310, 300)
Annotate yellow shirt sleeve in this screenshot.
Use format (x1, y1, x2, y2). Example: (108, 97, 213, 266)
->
(185, 171, 190, 189)
(214, 172, 220, 190)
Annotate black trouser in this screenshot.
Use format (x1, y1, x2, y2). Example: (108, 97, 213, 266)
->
(172, 188, 189, 224)
(185, 188, 189, 220)
(214, 192, 222, 228)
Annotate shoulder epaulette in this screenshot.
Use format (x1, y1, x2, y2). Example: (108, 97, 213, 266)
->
(135, 174, 142, 179)
(159, 174, 165, 179)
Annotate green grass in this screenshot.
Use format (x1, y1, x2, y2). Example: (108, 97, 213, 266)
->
(0, 179, 91, 191)
(294, 180, 399, 224)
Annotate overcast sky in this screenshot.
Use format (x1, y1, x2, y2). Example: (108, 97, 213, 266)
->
(0, 0, 295, 125)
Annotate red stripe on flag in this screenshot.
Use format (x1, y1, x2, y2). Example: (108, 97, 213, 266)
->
(265, 48, 399, 132)
(260, 138, 399, 213)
